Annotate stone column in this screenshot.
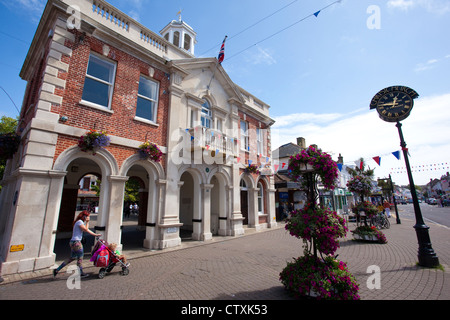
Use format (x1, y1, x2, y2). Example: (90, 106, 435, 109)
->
(105, 175, 128, 250)
(201, 183, 214, 241)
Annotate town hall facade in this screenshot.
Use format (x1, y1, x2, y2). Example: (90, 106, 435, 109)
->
(0, 0, 276, 276)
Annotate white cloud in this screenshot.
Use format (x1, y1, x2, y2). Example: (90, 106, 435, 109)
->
(387, 0, 415, 11)
(414, 54, 449, 72)
(387, 0, 450, 14)
(0, 0, 45, 21)
(271, 93, 450, 185)
(248, 47, 276, 65)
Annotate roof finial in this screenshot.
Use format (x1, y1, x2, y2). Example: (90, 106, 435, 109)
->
(176, 9, 182, 21)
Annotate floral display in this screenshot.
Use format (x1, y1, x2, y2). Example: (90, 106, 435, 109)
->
(352, 201, 378, 219)
(138, 141, 162, 162)
(244, 163, 259, 174)
(280, 254, 360, 300)
(346, 175, 372, 197)
(288, 145, 338, 190)
(0, 133, 20, 160)
(78, 129, 110, 154)
(285, 204, 348, 256)
(352, 225, 387, 244)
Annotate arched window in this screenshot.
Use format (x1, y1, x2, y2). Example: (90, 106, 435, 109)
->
(257, 182, 264, 214)
(184, 34, 191, 51)
(173, 31, 180, 47)
(201, 99, 212, 128)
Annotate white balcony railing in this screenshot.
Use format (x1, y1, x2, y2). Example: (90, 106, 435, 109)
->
(188, 127, 237, 157)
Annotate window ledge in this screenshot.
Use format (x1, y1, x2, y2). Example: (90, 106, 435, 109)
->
(133, 116, 159, 127)
(79, 100, 114, 114)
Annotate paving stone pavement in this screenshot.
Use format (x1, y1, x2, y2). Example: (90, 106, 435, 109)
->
(1, 215, 449, 302)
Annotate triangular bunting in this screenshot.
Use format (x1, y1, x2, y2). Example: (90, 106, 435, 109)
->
(392, 151, 401, 160)
(313, 10, 320, 17)
(337, 163, 343, 171)
(373, 156, 381, 166)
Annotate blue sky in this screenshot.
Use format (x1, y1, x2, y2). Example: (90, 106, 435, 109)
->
(1, 0, 450, 185)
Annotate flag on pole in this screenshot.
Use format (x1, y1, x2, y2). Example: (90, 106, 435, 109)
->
(218, 36, 227, 64)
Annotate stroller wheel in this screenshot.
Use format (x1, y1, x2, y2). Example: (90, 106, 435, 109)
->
(98, 268, 107, 279)
(120, 267, 129, 276)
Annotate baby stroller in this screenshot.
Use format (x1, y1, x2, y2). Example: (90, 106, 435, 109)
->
(90, 238, 130, 279)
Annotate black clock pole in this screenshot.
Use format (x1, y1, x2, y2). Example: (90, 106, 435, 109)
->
(395, 121, 439, 268)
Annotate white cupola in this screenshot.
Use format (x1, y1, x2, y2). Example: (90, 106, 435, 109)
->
(160, 14, 197, 55)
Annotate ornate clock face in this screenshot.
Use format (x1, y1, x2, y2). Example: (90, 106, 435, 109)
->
(370, 86, 419, 122)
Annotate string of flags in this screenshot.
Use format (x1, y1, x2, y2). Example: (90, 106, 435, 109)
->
(181, 128, 449, 176)
(390, 163, 449, 174)
(340, 150, 403, 172)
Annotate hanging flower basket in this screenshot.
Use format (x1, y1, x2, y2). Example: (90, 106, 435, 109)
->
(78, 129, 110, 154)
(0, 133, 21, 160)
(346, 175, 372, 197)
(138, 141, 162, 162)
(288, 145, 338, 190)
(244, 163, 259, 174)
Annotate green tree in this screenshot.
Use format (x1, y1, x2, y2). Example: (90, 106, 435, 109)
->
(0, 116, 19, 191)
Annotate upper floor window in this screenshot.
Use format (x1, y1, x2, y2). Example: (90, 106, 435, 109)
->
(81, 53, 116, 109)
(201, 99, 212, 128)
(240, 120, 249, 151)
(257, 128, 264, 155)
(136, 75, 159, 122)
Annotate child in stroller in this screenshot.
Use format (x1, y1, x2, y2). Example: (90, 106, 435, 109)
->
(90, 239, 130, 279)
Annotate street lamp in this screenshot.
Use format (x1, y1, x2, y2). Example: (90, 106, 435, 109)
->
(370, 86, 439, 268)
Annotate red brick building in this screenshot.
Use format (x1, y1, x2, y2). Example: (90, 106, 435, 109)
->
(0, 0, 276, 276)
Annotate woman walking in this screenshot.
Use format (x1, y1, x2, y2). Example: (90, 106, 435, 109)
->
(53, 211, 101, 278)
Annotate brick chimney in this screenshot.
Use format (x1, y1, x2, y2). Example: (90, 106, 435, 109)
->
(297, 137, 306, 149)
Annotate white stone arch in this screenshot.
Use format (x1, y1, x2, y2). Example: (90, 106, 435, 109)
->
(53, 146, 119, 239)
(239, 172, 258, 227)
(119, 154, 166, 249)
(53, 145, 118, 175)
(207, 168, 230, 236)
(178, 166, 203, 240)
(119, 153, 165, 180)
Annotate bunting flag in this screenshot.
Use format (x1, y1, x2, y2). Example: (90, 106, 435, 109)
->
(373, 156, 381, 166)
(355, 159, 363, 170)
(313, 10, 321, 17)
(392, 150, 401, 160)
(218, 36, 227, 64)
(337, 163, 343, 172)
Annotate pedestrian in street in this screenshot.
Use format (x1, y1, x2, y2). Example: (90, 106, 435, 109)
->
(53, 210, 101, 278)
(383, 200, 391, 218)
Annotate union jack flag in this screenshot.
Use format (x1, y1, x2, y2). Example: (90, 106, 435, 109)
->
(217, 36, 227, 64)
